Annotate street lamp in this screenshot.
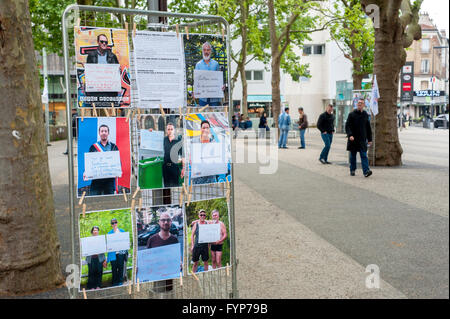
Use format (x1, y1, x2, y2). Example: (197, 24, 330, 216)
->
(431, 45, 448, 128)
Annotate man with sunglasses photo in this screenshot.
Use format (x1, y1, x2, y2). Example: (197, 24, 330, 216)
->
(85, 34, 121, 107)
(191, 209, 210, 273)
(87, 34, 119, 65)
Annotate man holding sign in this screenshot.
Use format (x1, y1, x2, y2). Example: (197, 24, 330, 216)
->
(84, 124, 120, 196)
(194, 42, 223, 107)
(209, 210, 227, 269)
(85, 34, 121, 107)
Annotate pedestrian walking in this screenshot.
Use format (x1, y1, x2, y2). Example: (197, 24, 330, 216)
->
(345, 98, 373, 177)
(278, 107, 291, 149)
(317, 104, 335, 164)
(297, 107, 308, 149)
(258, 112, 268, 138)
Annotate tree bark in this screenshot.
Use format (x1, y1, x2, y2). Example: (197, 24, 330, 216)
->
(239, 0, 249, 118)
(369, 2, 403, 166)
(364, 0, 422, 166)
(268, 0, 280, 128)
(0, 0, 64, 295)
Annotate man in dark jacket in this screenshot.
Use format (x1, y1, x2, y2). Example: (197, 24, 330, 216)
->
(297, 107, 308, 149)
(345, 98, 373, 177)
(317, 104, 335, 164)
(86, 34, 119, 64)
(85, 34, 120, 107)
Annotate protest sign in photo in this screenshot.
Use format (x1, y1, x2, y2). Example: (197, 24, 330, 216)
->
(186, 198, 230, 274)
(75, 27, 131, 108)
(78, 208, 133, 291)
(184, 112, 231, 186)
(183, 34, 228, 107)
(77, 117, 131, 198)
(136, 114, 184, 189)
(135, 205, 184, 283)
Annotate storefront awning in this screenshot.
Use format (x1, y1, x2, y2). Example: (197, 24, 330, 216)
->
(247, 94, 285, 102)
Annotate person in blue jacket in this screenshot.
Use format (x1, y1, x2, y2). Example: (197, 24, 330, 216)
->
(107, 218, 128, 286)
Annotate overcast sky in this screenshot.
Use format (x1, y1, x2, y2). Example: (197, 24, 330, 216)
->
(420, 0, 449, 36)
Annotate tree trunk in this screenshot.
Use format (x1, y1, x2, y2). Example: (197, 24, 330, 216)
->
(0, 0, 64, 295)
(268, 0, 281, 128)
(352, 72, 364, 90)
(239, 0, 248, 118)
(371, 10, 404, 166)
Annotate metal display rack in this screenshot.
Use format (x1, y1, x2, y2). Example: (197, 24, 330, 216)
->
(62, 4, 237, 299)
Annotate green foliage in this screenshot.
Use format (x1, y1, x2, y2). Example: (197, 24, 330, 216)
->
(269, 0, 319, 80)
(29, 0, 148, 55)
(185, 198, 230, 272)
(328, 1, 374, 78)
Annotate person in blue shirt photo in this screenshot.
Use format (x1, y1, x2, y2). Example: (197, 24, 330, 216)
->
(194, 42, 224, 107)
(107, 218, 128, 286)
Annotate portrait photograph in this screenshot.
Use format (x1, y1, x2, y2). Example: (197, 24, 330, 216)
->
(186, 197, 230, 274)
(78, 208, 134, 291)
(135, 205, 184, 283)
(136, 113, 185, 189)
(75, 26, 131, 108)
(184, 112, 232, 186)
(183, 34, 228, 107)
(77, 117, 131, 198)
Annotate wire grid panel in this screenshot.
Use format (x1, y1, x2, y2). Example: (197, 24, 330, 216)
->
(63, 5, 236, 299)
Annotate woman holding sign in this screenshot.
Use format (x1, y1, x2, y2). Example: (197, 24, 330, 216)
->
(191, 120, 217, 185)
(86, 226, 107, 290)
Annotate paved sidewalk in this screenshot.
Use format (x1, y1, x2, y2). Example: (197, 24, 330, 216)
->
(24, 126, 448, 299)
(234, 126, 448, 298)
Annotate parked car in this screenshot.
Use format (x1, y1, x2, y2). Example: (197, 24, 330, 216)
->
(433, 114, 449, 128)
(137, 223, 179, 246)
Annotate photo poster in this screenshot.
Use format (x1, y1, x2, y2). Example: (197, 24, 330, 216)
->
(133, 31, 186, 108)
(74, 26, 131, 108)
(183, 112, 232, 186)
(78, 208, 134, 291)
(185, 197, 230, 274)
(135, 205, 185, 283)
(77, 117, 131, 198)
(137, 114, 184, 190)
(182, 33, 228, 107)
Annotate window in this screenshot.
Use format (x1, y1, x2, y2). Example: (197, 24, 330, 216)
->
(253, 70, 263, 81)
(421, 81, 428, 90)
(245, 70, 264, 81)
(303, 45, 312, 55)
(421, 59, 430, 73)
(314, 44, 325, 55)
(421, 39, 430, 53)
(303, 44, 325, 55)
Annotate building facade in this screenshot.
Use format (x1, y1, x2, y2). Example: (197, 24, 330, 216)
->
(404, 13, 449, 120)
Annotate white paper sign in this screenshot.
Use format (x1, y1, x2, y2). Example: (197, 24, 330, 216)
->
(106, 231, 130, 252)
(84, 151, 122, 180)
(191, 142, 228, 178)
(198, 223, 221, 243)
(80, 235, 107, 257)
(140, 130, 164, 151)
(194, 70, 224, 99)
(85, 64, 121, 92)
(133, 31, 185, 108)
